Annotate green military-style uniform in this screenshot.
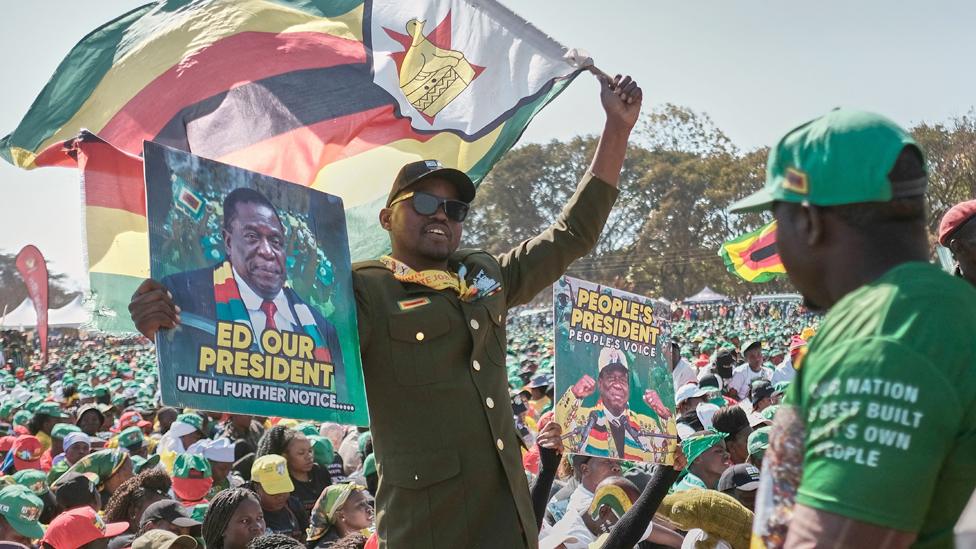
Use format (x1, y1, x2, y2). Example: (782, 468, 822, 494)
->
(353, 174, 617, 549)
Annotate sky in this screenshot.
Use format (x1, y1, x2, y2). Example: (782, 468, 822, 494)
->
(1, 0, 975, 290)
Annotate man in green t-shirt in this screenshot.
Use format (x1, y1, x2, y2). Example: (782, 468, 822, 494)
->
(729, 109, 976, 549)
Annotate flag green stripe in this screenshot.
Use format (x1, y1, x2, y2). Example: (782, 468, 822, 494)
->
(0, 0, 366, 165)
(88, 272, 145, 332)
(0, 3, 156, 164)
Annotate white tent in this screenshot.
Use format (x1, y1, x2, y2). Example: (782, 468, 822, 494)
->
(0, 296, 90, 329)
(0, 299, 37, 329)
(683, 287, 730, 304)
(48, 296, 91, 327)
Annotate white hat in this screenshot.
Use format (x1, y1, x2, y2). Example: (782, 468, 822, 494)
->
(675, 383, 710, 405)
(598, 347, 629, 373)
(187, 438, 235, 463)
(63, 432, 91, 450)
(167, 420, 199, 439)
(696, 402, 720, 430)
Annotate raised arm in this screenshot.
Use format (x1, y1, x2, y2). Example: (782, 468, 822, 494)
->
(498, 73, 642, 307)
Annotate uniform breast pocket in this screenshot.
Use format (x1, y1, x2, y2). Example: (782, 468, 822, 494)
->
(388, 308, 452, 386)
(481, 299, 508, 367)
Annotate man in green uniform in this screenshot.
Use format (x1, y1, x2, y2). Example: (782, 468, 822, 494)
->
(730, 109, 976, 549)
(128, 72, 642, 548)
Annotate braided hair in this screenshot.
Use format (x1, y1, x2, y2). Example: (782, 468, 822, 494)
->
(103, 468, 172, 525)
(255, 425, 299, 458)
(203, 487, 259, 549)
(245, 533, 304, 549)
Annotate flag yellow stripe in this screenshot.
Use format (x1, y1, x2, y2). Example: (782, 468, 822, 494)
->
(33, 0, 364, 158)
(310, 124, 504, 208)
(86, 206, 150, 279)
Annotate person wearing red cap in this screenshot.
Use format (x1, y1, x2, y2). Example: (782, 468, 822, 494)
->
(40, 506, 128, 549)
(7, 436, 43, 473)
(939, 199, 976, 287)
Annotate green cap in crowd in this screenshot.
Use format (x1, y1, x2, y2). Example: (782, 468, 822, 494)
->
(117, 426, 147, 450)
(748, 426, 771, 460)
(0, 485, 44, 539)
(12, 470, 49, 496)
(51, 423, 81, 440)
(307, 435, 334, 468)
(730, 109, 926, 213)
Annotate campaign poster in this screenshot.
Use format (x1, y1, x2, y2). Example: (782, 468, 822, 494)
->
(145, 141, 368, 425)
(553, 276, 677, 464)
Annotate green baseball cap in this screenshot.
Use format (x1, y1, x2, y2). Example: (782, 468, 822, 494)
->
(173, 453, 212, 479)
(12, 410, 30, 427)
(729, 109, 926, 213)
(362, 453, 376, 477)
(51, 423, 81, 440)
(748, 426, 771, 459)
(0, 484, 44, 539)
(295, 423, 319, 437)
(131, 454, 161, 474)
(12, 469, 49, 496)
(116, 426, 146, 450)
(307, 435, 334, 468)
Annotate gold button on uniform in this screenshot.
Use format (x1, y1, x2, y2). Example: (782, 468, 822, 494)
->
(486, 397, 495, 408)
(473, 360, 481, 371)
(497, 314, 503, 323)
(414, 474, 419, 481)
(496, 439, 504, 451)
(415, 332, 424, 341)
(470, 319, 479, 330)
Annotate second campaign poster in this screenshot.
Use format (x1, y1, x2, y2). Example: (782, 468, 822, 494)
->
(553, 275, 678, 464)
(145, 141, 368, 425)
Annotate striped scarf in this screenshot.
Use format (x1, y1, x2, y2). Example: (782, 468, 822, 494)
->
(213, 261, 332, 362)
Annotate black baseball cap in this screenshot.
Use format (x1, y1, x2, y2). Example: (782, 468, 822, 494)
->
(140, 499, 202, 529)
(717, 463, 761, 493)
(52, 472, 99, 510)
(751, 381, 775, 406)
(386, 160, 476, 207)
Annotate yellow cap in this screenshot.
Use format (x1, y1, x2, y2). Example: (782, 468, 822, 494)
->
(251, 455, 294, 495)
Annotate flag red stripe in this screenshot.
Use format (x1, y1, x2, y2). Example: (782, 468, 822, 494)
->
(98, 31, 366, 152)
(76, 137, 146, 215)
(214, 104, 436, 184)
(743, 251, 783, 270)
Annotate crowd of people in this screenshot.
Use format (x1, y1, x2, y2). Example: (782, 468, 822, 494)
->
(3, 68, 976, 549)
(0, 292, 816, 549)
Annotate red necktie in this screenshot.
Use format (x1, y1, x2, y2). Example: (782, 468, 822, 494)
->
(260, 300, 277, 331)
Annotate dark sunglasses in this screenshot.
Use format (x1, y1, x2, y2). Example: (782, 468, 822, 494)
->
(390, 191, 469, 222)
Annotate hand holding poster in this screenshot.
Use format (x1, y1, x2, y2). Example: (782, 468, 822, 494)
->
(145, 142, 368, 425)
(553, 276, 677, 464)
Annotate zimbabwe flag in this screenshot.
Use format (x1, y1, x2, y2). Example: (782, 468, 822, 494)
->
(1, 0, 583, 331)
(718, 220, 786, 283)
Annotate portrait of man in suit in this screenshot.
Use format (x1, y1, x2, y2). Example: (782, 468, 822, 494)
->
(160, 187, 344, 374)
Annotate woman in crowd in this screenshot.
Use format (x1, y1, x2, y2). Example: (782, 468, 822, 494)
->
(305, 484, 373, 549)
(102, 468, 171, 547)
(248, 454, 309, 542)
(202, 487, 266, 549)
(256, 426, 331, 516)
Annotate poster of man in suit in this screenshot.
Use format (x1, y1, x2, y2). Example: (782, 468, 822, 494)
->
(145, 141, 367, 424)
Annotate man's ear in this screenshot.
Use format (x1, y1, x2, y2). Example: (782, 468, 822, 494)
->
(378, 208, 393, 231)
(948, 238, 962, 258)
(222, 228, 232, 252)
(799, 205, 825, 247)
